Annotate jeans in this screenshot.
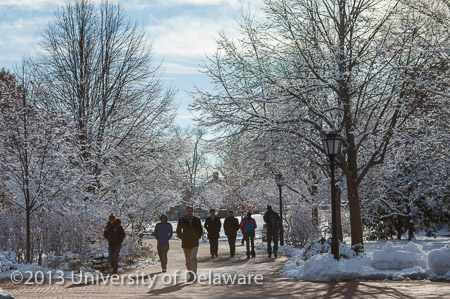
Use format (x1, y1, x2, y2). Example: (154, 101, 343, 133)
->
(209, 238, 219, 256)
(244, 231, 255, 256)
(108, 243, 121, 274)
(157, 243, 169, 270)
(267, 230, 279, 254)
(183, 246, 198, 274)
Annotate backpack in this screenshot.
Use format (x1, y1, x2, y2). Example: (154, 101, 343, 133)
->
(245, 219, 255, 233)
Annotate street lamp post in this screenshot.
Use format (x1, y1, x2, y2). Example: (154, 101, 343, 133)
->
(321, 131, 342, 260)
(275, 173, 284, 246)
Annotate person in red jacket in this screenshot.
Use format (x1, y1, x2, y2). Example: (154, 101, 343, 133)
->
(240, 212, 257, 259)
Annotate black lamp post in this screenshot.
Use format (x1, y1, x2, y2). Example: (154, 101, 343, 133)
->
(275, 173, 284, 246)
(321, 131, 342, 260)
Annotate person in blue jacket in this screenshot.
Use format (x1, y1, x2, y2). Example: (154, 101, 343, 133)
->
(152, 213, 173, 272)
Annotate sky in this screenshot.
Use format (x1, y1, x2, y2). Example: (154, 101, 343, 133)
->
(0, 0, 264, 128)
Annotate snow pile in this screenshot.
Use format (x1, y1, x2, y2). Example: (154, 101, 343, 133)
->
(0, 287, 13, 298)
(0, 252, 15, 272)
(302, 238, 330, 260)
(301, 238, 360, 261)
(372, 241, 427, 270)
(280, 240, 445, 281)
(427, 244, 450, 276)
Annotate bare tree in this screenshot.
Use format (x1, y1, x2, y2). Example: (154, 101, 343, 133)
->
(174, 126, 210, 204)
(192, 0, 446, 245)
(0, 67, 73, 262)
(34, 0, 175, 198)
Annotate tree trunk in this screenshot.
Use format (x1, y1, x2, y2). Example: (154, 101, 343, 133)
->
(407, 205, 414, 241)
(346, 178, 363, 245)
(311, 184, 319, 228)
(26, 206, 31, 263)
(312, 207, 319, 227)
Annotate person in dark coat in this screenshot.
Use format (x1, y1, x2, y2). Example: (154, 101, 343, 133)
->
(152, 213, 173, 272)
(176, 205, 203, 282)
(241, 212, 257, 259)
(223, 210, 240, 257)
(103, 213, 126, 274)
(263, 205, 281, 258)
(204, 209, 222, 258)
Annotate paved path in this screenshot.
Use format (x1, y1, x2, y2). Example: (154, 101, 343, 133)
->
(1, 239, 449, 298)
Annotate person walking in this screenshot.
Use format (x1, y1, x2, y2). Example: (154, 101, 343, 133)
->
(224, 210, 240, 257)
(263, 205, 281, 258)
(103, 213, 126, 274)
(204, 209, 221, 258)
(176, 205, 203, 282)
(240, 212, 257, 259)
(152, 213, 173, 272)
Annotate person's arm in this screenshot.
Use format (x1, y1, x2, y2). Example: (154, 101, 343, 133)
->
(103, 225, 109, 240)
(235, 219, 240, 232)
(204, 218, 209, 230)
(169, 223, 173, 239)
(223, 219, 228, 234)
(195, 218, 203, 239)
(263, 212, 268, 224)
(176, 219, 183, 238)
(119, 225, 126, 241)
(253, 219, 257, 229)
(153, 224, 158, 239)
(240, 219, 246, 231)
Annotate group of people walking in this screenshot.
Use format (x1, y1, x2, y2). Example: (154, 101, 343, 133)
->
(103, 205, 281, 281)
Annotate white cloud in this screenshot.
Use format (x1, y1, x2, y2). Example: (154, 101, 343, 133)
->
(155, 0, 240, 7)
(147, 14, 239, 59)
(0, 0, 63, 9)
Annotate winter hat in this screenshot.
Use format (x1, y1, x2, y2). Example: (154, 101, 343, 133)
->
(160, 213, 168, 221)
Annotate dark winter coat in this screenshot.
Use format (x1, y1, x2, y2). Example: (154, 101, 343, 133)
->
(224, 216, 240, 237)
(104, 219, 126, 246)
(176, 216, 203, 249)
(204, 216, 222, 239)
(153, 213, 173, 246)
(263, 210, 281, 232)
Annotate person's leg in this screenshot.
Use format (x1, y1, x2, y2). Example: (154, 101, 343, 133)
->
(190, 246, 198, 274)
(183, 248, 192, 271)
(112, 244, 121, 274)
(108, 245, 114, 271)
(273, 230, 279, 257)
(160, 243, 169, 270)
(250, 233, 255, 257)
(213, 238, 219, 256)
(267, 231, 273, 256)
(209, 238, 214, 257)
(245, 233, 250, 258)
(230, 235, 236, 257)
(157, 244, 164, 268)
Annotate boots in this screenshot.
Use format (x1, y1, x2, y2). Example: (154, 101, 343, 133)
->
(274, 250, 278, 258)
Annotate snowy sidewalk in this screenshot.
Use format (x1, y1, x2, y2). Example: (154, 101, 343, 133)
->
(1, 239, 449, 298)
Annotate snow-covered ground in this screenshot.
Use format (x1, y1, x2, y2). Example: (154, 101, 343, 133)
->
(277, 232, 450, 282)
(0, 287, 13, 298)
